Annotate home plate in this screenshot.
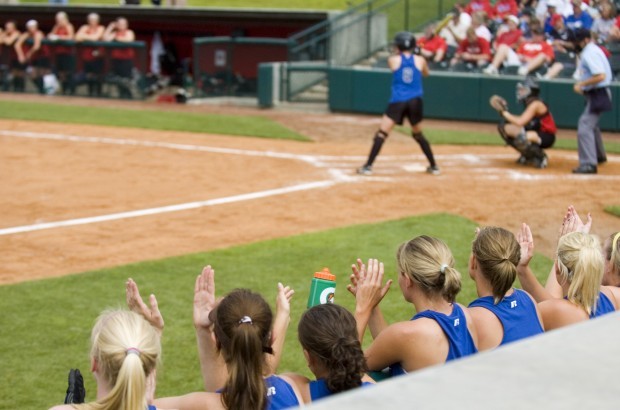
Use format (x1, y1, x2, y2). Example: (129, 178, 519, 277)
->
(402, 164, 430, 173)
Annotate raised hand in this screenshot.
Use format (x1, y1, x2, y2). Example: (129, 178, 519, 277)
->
(275, 282, 294, 316)
(517, 223, 534, 268)
(355, 259, 392, 314)
(559, 205, 592, 238)
(126, 278, 164, 335)
(194, 266, 217, 330)
(347, 258, 365, 297)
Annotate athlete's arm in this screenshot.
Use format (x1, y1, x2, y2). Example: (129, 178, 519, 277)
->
(368, 306, 390, 338)
(602, 286, 620, 310)
(14, 33, 26, 62)
(467, 306, 501, 351)
(502, 100, 542, 127)
(267, 283, 294, 375)
(387, 54, 401, 72)
(364, 322, 409, 371)
(415, 55, 430, 77)
(29, 31, 42, 55)
(47, 25, 59, 39)
(516, 223, 555, 303)
(154, 391, 223, 410)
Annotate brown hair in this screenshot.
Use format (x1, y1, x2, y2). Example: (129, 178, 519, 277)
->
(397, 235, 461, 303)
(298, 303, 366, 394)
(472, 227, 520, 304)
(212, 289, 273, 410)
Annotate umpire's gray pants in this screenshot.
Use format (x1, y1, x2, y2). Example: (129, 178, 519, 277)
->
(577, 97, 606, 166)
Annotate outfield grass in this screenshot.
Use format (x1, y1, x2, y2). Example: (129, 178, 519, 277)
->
(18, 0, 351, 7)
(0, 101, 308, 141)
(0, 213, 552, 409)
(605, 205, 620, 218)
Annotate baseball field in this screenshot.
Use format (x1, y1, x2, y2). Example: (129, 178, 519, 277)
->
(1, 91, 619, 409)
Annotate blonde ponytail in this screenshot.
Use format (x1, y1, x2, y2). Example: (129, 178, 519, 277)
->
(605, 232, 620, 273)
(76, 310, 161, 410)
(557, 232, 604, 316)
(397, 235, 461, 303)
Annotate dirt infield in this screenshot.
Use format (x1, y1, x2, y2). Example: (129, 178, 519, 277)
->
(1, 98, 619, 284)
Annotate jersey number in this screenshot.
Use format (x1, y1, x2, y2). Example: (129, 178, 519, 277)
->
(402, 67, 414, 84)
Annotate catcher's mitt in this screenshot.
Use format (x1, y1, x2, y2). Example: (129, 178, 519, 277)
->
(489, 95, 508, 115)
(64, 369, 86, 404)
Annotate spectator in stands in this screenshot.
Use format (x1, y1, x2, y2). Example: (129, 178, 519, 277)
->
(418, 23, 448, 64)
(493, 0, 519, 21)
(440, 5, 472, 50)
(465, 0, 494, 17)
(517, 212, 620, 331)
(548, 12, 574, 51)
(483, 25, 554, 76)
(603, 231, 620, 287)
(493, 15, 523, 51)
(566, 0, 595, 30)
(544, 0, 562, 34)
(467, 227, 544, 351)
(48, 12, 75, 95)
(451, 27, 492, 69)
(104, 17, 135, 99)
(591, 2, 620, 43)
(1, 21, 21, 91)
(472, 12, 492, 42)
(76, 13, 105, 97)
(351, 239, 478, 376)
(50, 279, 164, 410)
(519, 8, 538, 40)
(15, 20, 51, 93)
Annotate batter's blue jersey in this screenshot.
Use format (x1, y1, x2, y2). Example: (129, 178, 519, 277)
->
(389, 54, 423, 103)
(468, 289, 544, 345)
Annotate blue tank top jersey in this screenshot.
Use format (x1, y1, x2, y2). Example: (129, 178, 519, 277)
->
(413, 304, 477, 360)
(590, 292, 615, 318)
(147, 406, 156, 410)
(309, 379, 373, 401)
(389, 53, 423, 103)
(468, 289, 544, 345)
(265, 375, 300, 410)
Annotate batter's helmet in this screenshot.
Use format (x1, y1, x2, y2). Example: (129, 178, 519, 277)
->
(516, 76, 540, 103)
(393, 31, 416, 51)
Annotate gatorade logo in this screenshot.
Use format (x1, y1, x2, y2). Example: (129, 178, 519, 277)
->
(453, 318, 460, 327)
(402, 67, 414, 84)
(511, 300, 518, 309)
(320, 287, 335, 304)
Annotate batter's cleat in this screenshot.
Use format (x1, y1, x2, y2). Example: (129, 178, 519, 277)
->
(532, 153, 548, 169)
(426, 165, 441, 175)
(357, 165, 373, 175)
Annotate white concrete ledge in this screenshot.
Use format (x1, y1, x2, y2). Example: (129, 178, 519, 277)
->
(309, 311, 620, 409)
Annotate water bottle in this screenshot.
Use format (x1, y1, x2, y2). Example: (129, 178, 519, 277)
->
(307, 268, 336, 308)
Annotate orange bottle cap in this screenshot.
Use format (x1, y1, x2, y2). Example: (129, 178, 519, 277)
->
(314, 268, 335, 281)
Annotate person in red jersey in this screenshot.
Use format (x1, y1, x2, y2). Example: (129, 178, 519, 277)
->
(450, 27, 492, 68)
(418, 23, 448, 64)
(14, 19, 51, 93)
(48, 12, 75, 94)
(104, 17, 135, 99)
(76, 13, 105, 97)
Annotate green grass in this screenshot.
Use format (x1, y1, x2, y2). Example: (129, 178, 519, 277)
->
(605, 206, 620, 218)
(0, 100, 308, 141)
(0, 213, 552, 409)
(18, 0, 350, 7)
(396, 126, 620, 154)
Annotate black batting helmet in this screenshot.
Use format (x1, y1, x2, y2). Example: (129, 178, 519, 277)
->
(393, 31, 416, 51)
(516, 76, 540, 103)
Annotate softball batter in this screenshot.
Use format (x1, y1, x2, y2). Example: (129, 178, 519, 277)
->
(357, 32, 440, 176)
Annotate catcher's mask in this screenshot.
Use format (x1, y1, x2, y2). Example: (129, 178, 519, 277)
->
(393, 31, 416, 52)
(516, 76, 540, 103)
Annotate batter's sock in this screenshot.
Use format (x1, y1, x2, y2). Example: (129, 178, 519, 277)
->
(412, 132, 436, 167)
(365, 131, 388, 166)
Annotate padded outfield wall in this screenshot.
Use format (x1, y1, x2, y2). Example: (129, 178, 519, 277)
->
(327, 67, 620, 131)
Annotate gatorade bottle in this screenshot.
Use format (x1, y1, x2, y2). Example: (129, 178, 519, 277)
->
(307, 268, 336, 308)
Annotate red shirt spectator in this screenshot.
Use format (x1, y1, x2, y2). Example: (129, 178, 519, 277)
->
(419, 35, 447, 55)
(495, 16, 522, 49)
(465, 0, 494, 18)
(517, 39, 554, 61)
(494, 0, 518, 19)
(458, 35, 491, 61)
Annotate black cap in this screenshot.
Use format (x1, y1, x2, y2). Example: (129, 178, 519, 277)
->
(567, 27, 591, 43)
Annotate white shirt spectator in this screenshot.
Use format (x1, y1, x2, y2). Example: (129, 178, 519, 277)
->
(475, 24, 492, 42)
(440, 12, 472, 48)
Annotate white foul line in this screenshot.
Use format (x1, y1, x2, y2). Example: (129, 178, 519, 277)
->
(0, 180, 335, 236)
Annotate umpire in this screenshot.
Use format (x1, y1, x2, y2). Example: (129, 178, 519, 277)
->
(571, 28, 613, 174)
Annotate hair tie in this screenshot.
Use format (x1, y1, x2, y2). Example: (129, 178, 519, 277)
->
(612, 232, 620, 260)
(126, 347, 141, 357)
(440, 264, 448, 274)
(238, 316, 253, 325)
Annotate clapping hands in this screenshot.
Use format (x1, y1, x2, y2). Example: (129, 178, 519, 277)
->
(349, 258, 392, 313)
(126, 278, 164, 335)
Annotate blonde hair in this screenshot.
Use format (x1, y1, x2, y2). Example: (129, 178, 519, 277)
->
(604, 232, 620, 273)
(76, 310, 161, 410)
(472, 227, 520, 304)
(557, 232, 604, 316)
(397, 235, 461, 302)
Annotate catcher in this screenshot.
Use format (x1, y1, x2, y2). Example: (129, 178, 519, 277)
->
(490, 77, 557, 169)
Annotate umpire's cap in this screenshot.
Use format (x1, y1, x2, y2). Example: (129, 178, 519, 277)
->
(393, 31, 416, 51)
(567, 27, 591, 44)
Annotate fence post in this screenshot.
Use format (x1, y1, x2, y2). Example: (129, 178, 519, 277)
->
(366, 1, 372, 58)
(405, 0, 410, 31)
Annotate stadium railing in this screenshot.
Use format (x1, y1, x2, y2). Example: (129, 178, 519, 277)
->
(0, 39, 147, 99)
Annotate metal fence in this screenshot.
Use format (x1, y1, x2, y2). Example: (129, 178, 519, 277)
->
(192, 37, 289, 98)
(0, 39, 147, 99)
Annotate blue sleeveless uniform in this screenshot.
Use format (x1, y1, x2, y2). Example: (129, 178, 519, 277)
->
(468, 289, 544, 345)
(148, 406, 157, 410)
(309, 379, 373, 401)
(388, 304, 477, 377)
(389, 53, 423, 103)
(590, 292, 615, 318)
(265, 375, 300, 410)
